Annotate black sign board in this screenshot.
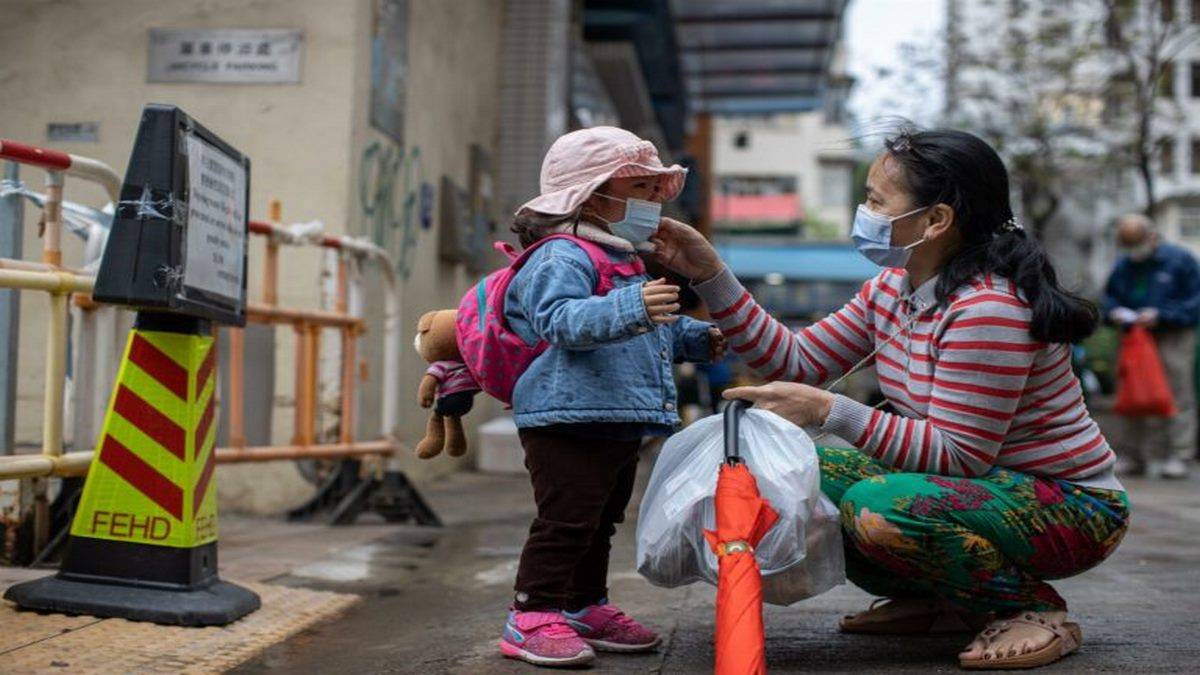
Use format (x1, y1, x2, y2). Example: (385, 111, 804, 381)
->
(94, 104, 249, 326)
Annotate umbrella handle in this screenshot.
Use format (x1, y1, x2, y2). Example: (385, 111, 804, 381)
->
(724, 399, 751, 464)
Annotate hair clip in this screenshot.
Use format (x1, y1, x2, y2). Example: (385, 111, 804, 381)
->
(999, 217, 1024, 234)
(889, 135, 914, 153)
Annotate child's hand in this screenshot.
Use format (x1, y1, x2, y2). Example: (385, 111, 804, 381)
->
(708, 327, 727, 362)
(643, 278, 681, 325)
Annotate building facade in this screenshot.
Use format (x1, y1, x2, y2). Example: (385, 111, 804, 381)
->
(663, 0, 854, 240)
(709, 110, 855, 238)
(0, 0, 512, 511)
(944, 0, 1200, 293)
(1156, 1, 1200, 248)
(0, 0, 694, 514)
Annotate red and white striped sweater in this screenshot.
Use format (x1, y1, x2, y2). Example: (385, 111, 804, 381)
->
(695, 267, 1120, 489)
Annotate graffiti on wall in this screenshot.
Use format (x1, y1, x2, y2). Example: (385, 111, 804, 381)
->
(358, 140, 428, 278)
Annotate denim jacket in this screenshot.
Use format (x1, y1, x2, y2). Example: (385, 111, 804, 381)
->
(504, 238, 714, 429)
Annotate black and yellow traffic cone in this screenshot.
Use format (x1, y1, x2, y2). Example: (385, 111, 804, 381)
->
(5, 313, 259, 625)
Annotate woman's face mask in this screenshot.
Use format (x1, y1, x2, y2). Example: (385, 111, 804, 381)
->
(851, 204, 930, 267)
(592, 192, 662, 247)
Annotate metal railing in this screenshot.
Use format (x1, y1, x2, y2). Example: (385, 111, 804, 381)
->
(0, 139, 404, 549)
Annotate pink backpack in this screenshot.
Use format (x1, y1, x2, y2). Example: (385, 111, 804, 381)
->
(456, 234, 646, 404)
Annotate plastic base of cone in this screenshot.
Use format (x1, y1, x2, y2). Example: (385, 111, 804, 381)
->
(4, 574, 260, 626)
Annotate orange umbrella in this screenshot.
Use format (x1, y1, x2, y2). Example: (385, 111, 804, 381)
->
(704, 401, 779, 675)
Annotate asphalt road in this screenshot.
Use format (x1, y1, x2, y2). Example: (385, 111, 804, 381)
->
(233, 461, 1200, 674)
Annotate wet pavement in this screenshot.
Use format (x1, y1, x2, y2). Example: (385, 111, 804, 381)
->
(233, 454, 1200, 674)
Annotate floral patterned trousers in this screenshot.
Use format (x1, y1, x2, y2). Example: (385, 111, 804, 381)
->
(818, 447, 1130, 613)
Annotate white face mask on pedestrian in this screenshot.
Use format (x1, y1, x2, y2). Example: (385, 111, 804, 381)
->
(592, 192, 662, 250)
(1125, 241, 1155, 262)
(851, 204, 930, 267)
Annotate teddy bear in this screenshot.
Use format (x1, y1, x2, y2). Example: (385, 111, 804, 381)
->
(413, 309, 481, 459)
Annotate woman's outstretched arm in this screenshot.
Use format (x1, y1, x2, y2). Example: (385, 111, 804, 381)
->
(695, 267, 878, 386)
(652, 217, 876, 385)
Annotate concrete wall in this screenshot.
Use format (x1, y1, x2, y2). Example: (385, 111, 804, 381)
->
(344, 0, 505, 492)
(0, 0, 506, 514)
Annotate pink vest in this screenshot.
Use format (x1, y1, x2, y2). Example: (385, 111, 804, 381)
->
(456, 234, 646, 404)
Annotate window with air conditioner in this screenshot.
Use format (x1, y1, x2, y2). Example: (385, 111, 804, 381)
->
(1161, 138, 1176, 175)
(819, 162, 851, 209)
(1159, 61, 1176, 97)
(1179, 205, 1200, 239)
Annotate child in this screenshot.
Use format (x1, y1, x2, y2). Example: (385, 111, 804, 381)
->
(499, 127, 725, 667)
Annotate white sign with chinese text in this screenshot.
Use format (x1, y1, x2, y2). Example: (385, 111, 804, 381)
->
(148, 29, 302, 84)
(184, 135, 246, 303)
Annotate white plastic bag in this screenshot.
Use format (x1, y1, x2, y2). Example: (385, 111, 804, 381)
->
(636, 408, 845, 606)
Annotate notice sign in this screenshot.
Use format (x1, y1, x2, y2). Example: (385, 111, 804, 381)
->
(184, 135, 246, 303)
(148, 29, 302, 84)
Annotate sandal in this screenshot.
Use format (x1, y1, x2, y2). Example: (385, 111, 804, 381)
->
(840, 597, 993, 635)
(959, 611, 1082, 670)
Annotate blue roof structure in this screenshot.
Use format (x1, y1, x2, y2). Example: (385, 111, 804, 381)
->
(715, 242, 880, 283)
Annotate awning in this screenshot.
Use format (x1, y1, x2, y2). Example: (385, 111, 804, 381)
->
(716, 241, 879, 282)
(673, 0, 849, 114)
(584, 0, 689, 151)
(711, 194, 802, 223)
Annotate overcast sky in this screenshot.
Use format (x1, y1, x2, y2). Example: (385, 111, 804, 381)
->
(844, 0, 946, 135)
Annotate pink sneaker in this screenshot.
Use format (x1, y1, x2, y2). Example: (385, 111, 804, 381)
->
(563, 600, 661, 653)
(500, 609, 596, 667)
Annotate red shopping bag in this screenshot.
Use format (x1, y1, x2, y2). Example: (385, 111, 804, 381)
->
(1114, 326, 1177, 417)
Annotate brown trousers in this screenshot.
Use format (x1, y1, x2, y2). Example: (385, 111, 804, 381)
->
(513, 425, 642, 612)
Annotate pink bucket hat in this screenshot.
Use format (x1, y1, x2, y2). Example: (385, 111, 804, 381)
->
(516, 126, 688, 216)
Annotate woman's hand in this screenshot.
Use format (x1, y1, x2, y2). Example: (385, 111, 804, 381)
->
(643, 278, 681, 325)
(650, 217, 724, 282)
(723, 382, 836, 427)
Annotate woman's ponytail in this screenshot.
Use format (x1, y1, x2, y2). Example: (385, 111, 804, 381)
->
(946, 228, 1099, 343)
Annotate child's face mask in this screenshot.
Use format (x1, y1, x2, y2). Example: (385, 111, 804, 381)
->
(592, 192, 662, 246)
